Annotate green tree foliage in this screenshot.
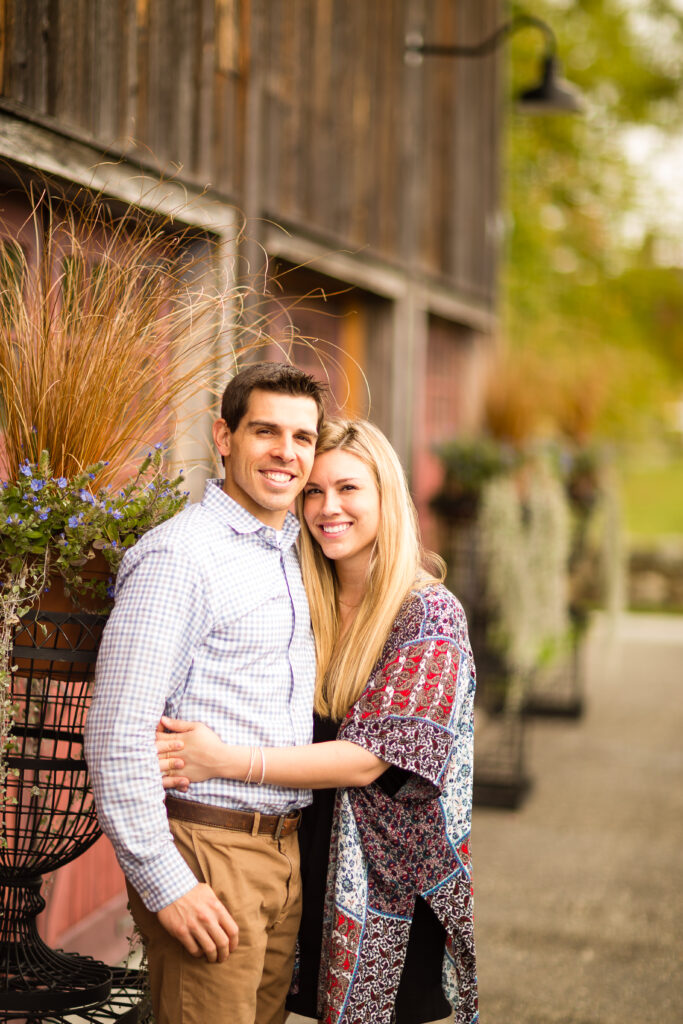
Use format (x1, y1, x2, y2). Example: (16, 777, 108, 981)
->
(503, 0, 683, 439)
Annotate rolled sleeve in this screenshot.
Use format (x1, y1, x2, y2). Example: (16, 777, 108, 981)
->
(339, 635, 467, 791)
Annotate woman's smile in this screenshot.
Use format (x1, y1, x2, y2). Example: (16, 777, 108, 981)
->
(318, 521, 352, 535)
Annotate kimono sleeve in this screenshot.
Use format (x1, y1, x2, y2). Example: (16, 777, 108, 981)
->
(340, 629, 469, 792)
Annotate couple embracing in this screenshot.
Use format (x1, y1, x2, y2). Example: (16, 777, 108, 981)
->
(85, 362, 477, 1024)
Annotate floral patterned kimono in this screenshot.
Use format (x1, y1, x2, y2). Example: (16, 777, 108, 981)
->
(318, 584, 478, 1024)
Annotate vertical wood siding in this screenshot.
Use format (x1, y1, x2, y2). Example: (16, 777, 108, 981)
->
(0, 0, 243, 192)
(259, 0, 500, 304)
(0, 0, 501, 304)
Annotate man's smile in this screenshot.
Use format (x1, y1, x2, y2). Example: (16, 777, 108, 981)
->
(260, 470, 296, 484)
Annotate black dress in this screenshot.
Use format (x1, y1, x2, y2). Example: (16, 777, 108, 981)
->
(286, 716, 451, 1024)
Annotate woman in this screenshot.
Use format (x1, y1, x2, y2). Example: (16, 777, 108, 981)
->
(157, 419, 477, 1024)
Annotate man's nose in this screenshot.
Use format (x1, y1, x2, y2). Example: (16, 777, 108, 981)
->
(272, 433, 295, 461)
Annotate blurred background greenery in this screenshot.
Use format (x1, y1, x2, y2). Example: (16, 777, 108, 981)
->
(501, 0, 683, 551)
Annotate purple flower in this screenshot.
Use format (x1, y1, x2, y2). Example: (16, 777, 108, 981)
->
(109, 509, 123, 520)
(30, 478, 45, 491)
(78, 489, 96, 505)
(56, 477, 67, 488)
(38, 510, 50, 521)
(19, 463, 32, 478)
(154, 442, 165, 450)
(68, 515, 81, 528)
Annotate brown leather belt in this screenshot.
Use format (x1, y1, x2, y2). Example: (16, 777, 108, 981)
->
(165, 795, 302, 839)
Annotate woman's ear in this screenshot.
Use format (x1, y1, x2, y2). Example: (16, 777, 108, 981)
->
(213, 418, 231, 458)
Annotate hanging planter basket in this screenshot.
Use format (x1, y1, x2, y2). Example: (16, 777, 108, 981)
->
(0, 574, 112, 1018)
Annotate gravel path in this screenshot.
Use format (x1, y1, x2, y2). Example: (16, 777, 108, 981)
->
(473, 613, 683, 1023)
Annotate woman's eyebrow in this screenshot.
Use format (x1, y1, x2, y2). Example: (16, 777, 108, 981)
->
(306, 477, 360, 487)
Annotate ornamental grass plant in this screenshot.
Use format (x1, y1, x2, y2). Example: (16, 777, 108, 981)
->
(0, 176, 283, 802)
(0, 180, 261, 483)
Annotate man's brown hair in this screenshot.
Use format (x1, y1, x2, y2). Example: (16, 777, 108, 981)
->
(220, 362, 327, 432)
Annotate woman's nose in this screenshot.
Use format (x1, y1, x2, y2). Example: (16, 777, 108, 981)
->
(320, 490, 340, 515)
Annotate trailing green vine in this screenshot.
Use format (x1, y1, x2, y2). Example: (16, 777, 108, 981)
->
(477, 458, 571, 712)
(0, 446, 188, 829)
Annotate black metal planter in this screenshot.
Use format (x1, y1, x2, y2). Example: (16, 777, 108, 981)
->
(439, 515, 532, 809)
(523, 605, 588, 719)
(0, 607, 112, 1019)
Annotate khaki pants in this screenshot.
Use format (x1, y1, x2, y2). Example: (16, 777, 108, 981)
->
(127, 816, 302, 1024)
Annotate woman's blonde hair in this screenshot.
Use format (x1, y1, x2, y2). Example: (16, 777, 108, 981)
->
(296, 418, 445, 720)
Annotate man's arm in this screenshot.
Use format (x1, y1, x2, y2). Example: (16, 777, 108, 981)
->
(84, 541, 238, 960)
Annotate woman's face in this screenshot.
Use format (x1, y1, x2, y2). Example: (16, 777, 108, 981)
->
(303, 449, 380, 570)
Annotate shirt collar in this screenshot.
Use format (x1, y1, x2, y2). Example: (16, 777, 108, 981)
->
(202, 478, 301, 550)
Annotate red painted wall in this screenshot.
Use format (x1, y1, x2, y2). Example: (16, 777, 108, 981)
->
(38, 836, 131, 964)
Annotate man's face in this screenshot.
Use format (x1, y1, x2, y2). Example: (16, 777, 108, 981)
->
(213, 389, 320, 528)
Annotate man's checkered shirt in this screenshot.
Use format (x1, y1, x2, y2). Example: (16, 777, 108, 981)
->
(85, 479, 316, 912)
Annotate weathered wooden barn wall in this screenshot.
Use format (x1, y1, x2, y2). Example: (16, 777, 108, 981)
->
(260, 0, 500, 305)
(0, 0, 500, 305)
(0, 0, 502, 954)
(0, 0, 243, 194)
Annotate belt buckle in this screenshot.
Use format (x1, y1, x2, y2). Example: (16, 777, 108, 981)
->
(274, 813, 288, 840)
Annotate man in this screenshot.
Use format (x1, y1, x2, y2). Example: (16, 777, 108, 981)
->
(85, 362, 326, 1024)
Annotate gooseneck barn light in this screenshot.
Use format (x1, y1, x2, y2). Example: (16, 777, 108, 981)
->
(405, 13, 583, 114)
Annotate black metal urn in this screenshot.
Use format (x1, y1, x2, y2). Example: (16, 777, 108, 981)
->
(0, 596, 112, 1018)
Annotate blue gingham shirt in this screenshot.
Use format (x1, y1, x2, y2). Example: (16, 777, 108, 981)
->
(85, 479, 316, 911)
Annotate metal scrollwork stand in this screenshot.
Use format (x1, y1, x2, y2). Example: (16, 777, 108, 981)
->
(1, 608, 146, 1022)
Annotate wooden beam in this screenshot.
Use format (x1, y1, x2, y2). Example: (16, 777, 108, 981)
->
(0, 109, 237, 232)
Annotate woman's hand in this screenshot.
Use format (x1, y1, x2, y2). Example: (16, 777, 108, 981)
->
(155, 716, 233, 789)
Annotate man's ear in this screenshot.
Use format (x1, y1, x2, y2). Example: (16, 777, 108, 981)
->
(213, 418, 231, 458)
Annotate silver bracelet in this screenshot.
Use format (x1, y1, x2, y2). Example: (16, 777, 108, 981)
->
(244, 745, 256, 784)
(257, 746, 266, 786)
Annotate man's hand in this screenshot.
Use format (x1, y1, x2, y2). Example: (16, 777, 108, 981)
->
(156, 883, 239, 962)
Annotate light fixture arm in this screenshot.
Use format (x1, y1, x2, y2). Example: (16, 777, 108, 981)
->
(405, 14, 557, 61)
(405, 13, 582, 114)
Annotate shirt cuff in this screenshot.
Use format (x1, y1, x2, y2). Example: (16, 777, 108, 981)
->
(123, 843, 201, 913)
